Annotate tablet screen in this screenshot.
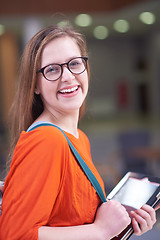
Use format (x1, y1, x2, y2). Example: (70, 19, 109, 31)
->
(109, 177, 159, 209)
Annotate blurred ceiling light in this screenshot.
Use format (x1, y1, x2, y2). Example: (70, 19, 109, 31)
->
(139, 12, 155, 25)
(93, 26, 109, 40)
(113, 19, 129, 33)
(57, 20, 70, 28)
(0, 24, 5, 36)
(75, 14, 92, 27)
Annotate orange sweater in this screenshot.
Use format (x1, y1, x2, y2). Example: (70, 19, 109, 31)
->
(0, 126, 105, 240)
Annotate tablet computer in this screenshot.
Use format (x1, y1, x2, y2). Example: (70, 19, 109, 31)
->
(107, 172, 160, 210)
(107, 172, 160, 240)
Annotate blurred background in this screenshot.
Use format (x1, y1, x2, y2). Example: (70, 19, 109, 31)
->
(0, 0, 160, 238)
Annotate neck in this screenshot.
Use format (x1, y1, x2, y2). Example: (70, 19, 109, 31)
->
(36, 109, 79, 138)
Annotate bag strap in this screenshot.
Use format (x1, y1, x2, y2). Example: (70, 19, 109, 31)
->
(27, 122, 106, 203)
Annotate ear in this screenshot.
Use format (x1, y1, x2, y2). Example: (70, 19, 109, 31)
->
(34, 88, 40, 95)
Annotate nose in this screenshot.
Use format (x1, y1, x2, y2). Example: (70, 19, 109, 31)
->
(61, 66, 75, 82)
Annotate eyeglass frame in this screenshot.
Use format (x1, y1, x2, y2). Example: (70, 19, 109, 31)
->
(37, 56, 88, 81)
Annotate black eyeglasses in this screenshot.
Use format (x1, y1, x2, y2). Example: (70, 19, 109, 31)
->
(37, 57, 88, 81)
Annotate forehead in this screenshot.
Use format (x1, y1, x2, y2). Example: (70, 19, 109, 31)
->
(40, 36, 81, 66)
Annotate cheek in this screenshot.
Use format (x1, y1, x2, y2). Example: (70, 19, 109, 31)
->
(82, 73, 89, 93)
(84, 80, 89, 95)
(39, 84, 57, 108)
(36, 77, 57, 96)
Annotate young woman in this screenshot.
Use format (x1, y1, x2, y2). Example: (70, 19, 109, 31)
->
(0, 25, 157, 240)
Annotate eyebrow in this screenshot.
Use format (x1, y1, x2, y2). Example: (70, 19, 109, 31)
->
(41, 56, 82, 68)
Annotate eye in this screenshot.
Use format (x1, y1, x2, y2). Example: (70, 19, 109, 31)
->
(45, 65, 60, 74)
(70, 59, 82, 68)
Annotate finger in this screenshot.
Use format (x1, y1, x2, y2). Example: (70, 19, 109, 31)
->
(141, 205, 156, 223)
(130, 209, 149, 234)
(0, 181, 4, 191)
(130, 208, 154, 234)
(132, 217, 141, 236)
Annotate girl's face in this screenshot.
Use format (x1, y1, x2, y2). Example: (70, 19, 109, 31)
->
(36, 36, 88, 118)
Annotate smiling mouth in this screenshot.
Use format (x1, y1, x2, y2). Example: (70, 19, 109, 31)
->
(59, 86, 79, 94)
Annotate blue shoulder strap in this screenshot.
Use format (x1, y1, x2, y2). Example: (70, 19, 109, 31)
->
(27, 122, 106, 203)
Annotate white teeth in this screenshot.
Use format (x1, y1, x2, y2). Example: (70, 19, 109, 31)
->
(60, 86, 78, 93)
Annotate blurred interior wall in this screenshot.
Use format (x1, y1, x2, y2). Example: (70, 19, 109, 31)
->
(0, 33, 18, 123)
(148, 31, 160, 116)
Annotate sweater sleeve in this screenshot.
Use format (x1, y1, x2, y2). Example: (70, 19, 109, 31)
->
(0, 127, 67, 240)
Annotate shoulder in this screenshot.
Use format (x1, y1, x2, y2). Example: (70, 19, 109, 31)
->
(15, 125, 69, 158)
(11, 125, 69, 170)
(78, 129, 90, 147)
(25, 125, 67, 145)
(78, 129, 89, 139)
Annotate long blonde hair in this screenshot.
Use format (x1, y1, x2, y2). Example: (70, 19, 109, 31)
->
(8, 25, 90, 166)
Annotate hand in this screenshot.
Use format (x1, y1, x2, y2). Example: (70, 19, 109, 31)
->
(0, 181, 4, 216)
(94, 200, 131, 239)
(130, 204, 156, 236)
(0, 181, 4, 192)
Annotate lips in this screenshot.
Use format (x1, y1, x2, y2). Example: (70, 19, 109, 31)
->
(58, 86, 79, 94)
